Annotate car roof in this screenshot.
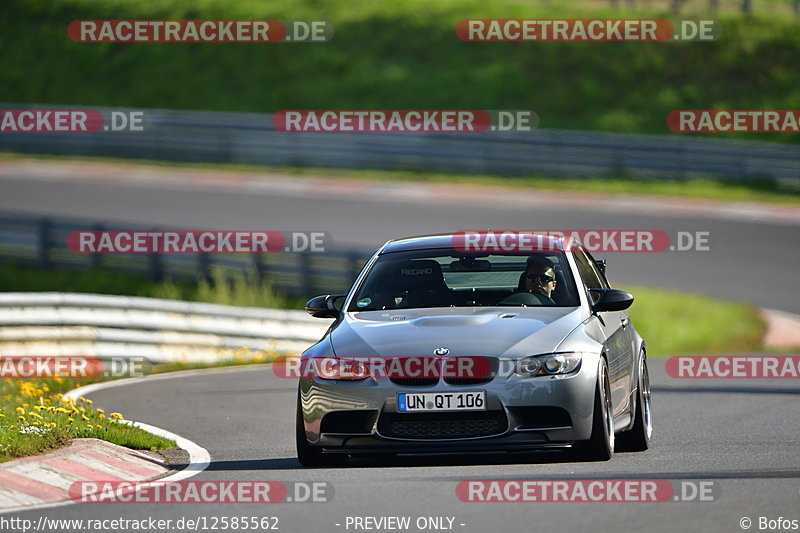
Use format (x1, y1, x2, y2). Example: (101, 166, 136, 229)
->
(379, 232, 567, 254)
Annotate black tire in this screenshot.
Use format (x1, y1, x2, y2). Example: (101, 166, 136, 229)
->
(296, 392, 347, 467)
(616, 354, 653, 452)
(572, 358, 614, 462)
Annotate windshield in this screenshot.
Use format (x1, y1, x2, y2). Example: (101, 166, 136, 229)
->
(347, 249, 580, 311)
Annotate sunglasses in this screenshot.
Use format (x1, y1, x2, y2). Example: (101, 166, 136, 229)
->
(526, 274, 555, 283)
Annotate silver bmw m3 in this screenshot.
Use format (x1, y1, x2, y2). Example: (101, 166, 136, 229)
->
(296, 234, 652, 466)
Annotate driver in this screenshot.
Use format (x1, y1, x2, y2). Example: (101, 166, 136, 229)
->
(497, 256, 558, 306)
(522, 257, 557, 303)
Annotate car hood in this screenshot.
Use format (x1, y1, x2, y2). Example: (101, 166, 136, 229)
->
(330, 306, 584, 358)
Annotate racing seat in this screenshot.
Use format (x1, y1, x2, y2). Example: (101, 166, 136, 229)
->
(376, 260, 454, 309)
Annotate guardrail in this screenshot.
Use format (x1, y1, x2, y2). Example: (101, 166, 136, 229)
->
(0, 292, 330, 362)
(0, 213, 373, 298)
(1, 104, 798, 180)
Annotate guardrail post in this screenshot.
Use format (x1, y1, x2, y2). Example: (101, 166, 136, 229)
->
(90, 224, 103, 270)
(253, 253, 267, 281)
(148, 252, 162, 281)
(300, 251, 313, 295)
(198, 253, 211, 281)
(671, 0, 685, 13)
(37, 218, 51, 269)
(740, 0, 751, 14)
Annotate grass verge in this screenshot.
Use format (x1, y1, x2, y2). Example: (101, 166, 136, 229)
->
(0, 261, 305, 310)
(0, 354, 283, 463)
(625, 285, 766, 355)
(0, 379, 175, 463)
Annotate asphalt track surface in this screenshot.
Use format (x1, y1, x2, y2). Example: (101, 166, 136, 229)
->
(2, 166, 799, 532)
(9, 362, 800, 533)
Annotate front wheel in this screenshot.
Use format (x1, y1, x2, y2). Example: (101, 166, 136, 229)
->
(296, 391, 347, 467)
(617, 354, 653, 452)
(572, 358, 614, 462)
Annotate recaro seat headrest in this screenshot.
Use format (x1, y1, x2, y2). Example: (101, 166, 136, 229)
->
(394, 260, 448, 291)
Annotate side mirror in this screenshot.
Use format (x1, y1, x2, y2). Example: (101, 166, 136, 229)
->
(305, 294, 346, 318)
(589, 288, 634, 312)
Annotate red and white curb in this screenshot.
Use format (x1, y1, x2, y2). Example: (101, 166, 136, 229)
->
(761, 308, 800, 349)
(0, 439, 169, 510)
(0, 373, 212, 515)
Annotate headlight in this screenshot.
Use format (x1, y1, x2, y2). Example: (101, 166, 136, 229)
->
(312, 357, 372, 380)
(514, 352, 582, 377)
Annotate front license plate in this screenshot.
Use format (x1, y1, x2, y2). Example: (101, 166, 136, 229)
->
(397, 391, 486, 412)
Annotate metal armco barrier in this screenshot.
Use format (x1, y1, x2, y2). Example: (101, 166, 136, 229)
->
(0, 293, 329, 362)
(1, 104, 798, 180)
(0, 213, 372, 297)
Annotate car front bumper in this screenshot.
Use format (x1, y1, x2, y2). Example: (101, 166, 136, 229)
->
(298, 357, 599, 455)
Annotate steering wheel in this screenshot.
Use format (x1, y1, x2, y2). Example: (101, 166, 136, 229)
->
(497, 290, 556, 306)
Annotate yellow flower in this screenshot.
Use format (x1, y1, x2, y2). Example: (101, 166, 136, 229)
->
(17, 416, 24, 421)
(68, 418, 74, 423)
(109, 412, 124, 420)
(96, 409, 105, 414)
(79, 397, 93, 404)
(0, 413, 4, 418)
(81, 414, 89, 421)
(99, 414, 106, 419)
(16, 407, 24, 415)
(86, 424, 93, 429)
